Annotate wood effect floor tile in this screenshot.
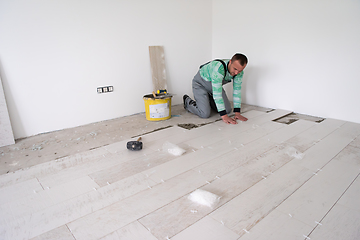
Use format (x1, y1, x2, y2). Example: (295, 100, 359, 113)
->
(335, 173, 360, 211)
(185, 120, 284, 150)
(0, 178, 43, 205)
(67, 170, 208, 240)
(89, 150, 178, 187)
(208, 119, 360, 236)
(265, 120, 315, 144)
(186, 109, 290, 149)
(0, 76, 15, 148)
(141, 145, 233, 184)
(191, 135, 283, 182)
(294, 121, 360, 171)
(334, 145, 360, 168)
(237, 209, 313, 240)
(284, 118, 345, 152)
(37, 147, 154, 188)
(0, 189, 52, 224)
(1, 108, 359, 240)
(144, 109, 283, 152)
(349, 135, 360, 149)
(30, 225, 75, 240)
(0, 147, 110, 189)
(209, 161, 313, 236)
(307, 204, 360, 240)
(276, 159, 360, 226)
(192, 120, 314, 182)
(143, 120, 313, 185)
(213, 109, 291, 128)
(0, 176, 99, 221)
(138, 193, 214, 239)
(139, 143, 296, 239)
(104, 126, 186, 154)
(0, 173, 155, 240)
(170, 216, 240, 240)
(99, 221, 157, 240)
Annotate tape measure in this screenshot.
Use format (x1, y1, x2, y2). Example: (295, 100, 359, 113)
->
(157, 89, 167, 94)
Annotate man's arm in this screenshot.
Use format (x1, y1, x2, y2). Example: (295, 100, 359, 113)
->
(231, 71, 248, 122)
(209, 62, 227, 116)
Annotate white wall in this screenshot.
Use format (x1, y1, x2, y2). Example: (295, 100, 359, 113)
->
(0, 0, 212, 138)
(2, 0, 360, 139)
(213, 0, 360, 123)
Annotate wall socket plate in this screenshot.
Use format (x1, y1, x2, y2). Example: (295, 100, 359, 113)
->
(97, 86, 113, 93)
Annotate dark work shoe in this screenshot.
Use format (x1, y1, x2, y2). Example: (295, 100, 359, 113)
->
(183, 94, 190, 109)
(183, 95, 196, 110)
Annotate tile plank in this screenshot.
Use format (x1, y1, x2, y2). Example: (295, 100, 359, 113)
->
(0, 147, 110, 189)
(238, 209, 313, 240)
(307, 204, 360, 240)
(38, 147, 154, 188)
(185, 120, 284, 150)
(349, 134, 360, 149)
(1, 109, 359, 240)
(0, 76, 15, 147)
(210, 162, 313, 236)
(89, 151, 178, 187)
(285, 118, 345, 152)
(99, 221, 157, 240)
(336, 173, 360, 211)
(0, 176, 99, 221)
(334, 145, 360, 168)
(138, 117, 334, 239)
(30, 225, 75, 240)
(171, 216, 239, 240)
(295, 122, 360, 171)
(144, 120, 314, 184)
(149, 46, 167, 91)
(104, 126, 186, 153)
(187, 109, 291, 149)
(276, 159, 360, 226)
(192, 120, 314, 181)
(141, 145, 233, 184)
(213, 109, 291, 128)
(139, 145, 297, 239)
(0, 178, 43, 205)
(0, 173, 155, 240)
(144, 111, 263, 151)
(67, 170, 208, 240)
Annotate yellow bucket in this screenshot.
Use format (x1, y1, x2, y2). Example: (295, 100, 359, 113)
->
(143, 94, 172, 121)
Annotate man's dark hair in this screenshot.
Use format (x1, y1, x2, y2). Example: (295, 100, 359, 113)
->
(231, 53, 248, 66)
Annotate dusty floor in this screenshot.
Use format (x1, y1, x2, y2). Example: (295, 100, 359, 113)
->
(0, 104, 271, 175)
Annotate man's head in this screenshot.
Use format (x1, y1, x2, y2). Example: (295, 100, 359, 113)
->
(228, 53, 248, 76)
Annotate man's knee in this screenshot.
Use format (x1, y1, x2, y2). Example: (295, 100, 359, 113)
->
(197, 109, 211, 119)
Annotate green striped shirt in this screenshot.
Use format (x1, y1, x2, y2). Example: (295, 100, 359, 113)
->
(199, 59, 243, 113)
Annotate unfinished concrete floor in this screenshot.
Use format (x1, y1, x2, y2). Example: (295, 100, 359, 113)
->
(0, 104, 359, 240)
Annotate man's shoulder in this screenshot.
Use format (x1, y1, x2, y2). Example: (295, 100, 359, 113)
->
(209, 59, 229, 71)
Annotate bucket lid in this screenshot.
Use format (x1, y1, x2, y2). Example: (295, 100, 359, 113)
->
(143, 93, 173, 100)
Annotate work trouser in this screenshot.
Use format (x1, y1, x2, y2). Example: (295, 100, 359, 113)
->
(186, 71, 232, 118)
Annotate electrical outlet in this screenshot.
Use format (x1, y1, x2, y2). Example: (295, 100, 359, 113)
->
(97, 86, 114, 94)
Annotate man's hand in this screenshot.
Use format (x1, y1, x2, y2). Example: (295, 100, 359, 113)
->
(234, 112, 248, 122)
(221, 115, 238, 124)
